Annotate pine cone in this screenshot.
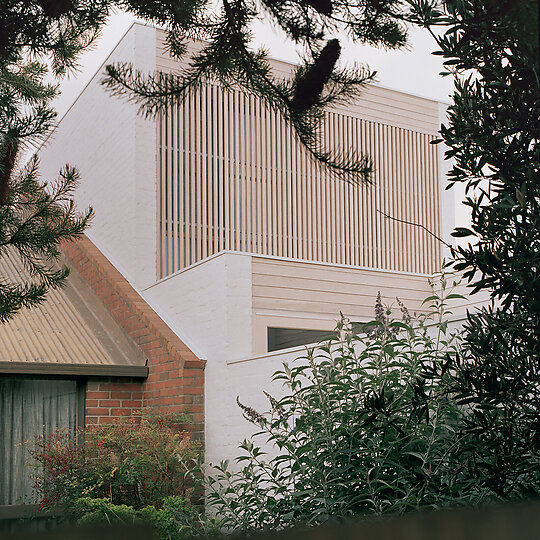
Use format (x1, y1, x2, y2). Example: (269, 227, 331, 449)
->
(290, 39, 341, 113)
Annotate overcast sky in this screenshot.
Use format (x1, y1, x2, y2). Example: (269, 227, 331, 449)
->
(53, 10, 454, 120)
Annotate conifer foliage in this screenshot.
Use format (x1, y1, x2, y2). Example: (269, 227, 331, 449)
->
(103, 0, 409, 182)
(0, 1, 110, 322)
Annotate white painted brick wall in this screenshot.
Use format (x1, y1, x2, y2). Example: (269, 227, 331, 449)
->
(38, 23, 157, 290)
(142, 252, 254, 465)
(213, 348, 299, 467)
(143, 252, 253, 360)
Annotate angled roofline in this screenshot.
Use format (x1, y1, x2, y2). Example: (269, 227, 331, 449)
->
(62, 236, 205, 370)
(36, 20, 140, 154)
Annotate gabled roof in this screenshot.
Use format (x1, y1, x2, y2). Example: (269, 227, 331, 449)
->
(0, 247, 148, 377)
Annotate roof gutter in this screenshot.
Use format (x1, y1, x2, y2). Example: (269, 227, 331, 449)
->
(0, 362, 148, 378)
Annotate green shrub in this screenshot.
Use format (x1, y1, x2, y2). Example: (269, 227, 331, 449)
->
(410, 0, 540, 503)
(31, 409, 199, 512)
(73, 497, 140, 527)
(204, 279, 471, 531)
(73, 496, 218, 539)
(142, 496, 220, 539)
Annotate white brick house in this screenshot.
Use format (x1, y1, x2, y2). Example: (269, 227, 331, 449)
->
(35, 22, 482, 467)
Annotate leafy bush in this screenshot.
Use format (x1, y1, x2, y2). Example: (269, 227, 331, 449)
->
(411, 0, 540, 503)
(204, 279, 471, 531)
(72, 496, 218, 539)
(73, 497, 140, 527)
(31, 410, 199, 512)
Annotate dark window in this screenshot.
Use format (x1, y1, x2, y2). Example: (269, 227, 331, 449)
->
(267, 327, 335, 352)
(267, 322, 370, 352)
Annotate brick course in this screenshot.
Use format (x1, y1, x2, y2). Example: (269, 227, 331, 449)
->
(84, 378, 144, 424)
(62, 236, 205, 437)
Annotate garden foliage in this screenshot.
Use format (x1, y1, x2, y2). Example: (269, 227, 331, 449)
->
(203, 280, 472, 531)
(31, 410, 198, 513)
(409, 0, 540, 499)
(72, 496, 218, 539)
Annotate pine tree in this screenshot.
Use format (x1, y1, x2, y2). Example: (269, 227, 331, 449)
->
(103, 0, 410, 183)
(0, 0, 111, 322)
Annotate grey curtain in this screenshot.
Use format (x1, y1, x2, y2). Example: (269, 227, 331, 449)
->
(0, 378, 77, 505)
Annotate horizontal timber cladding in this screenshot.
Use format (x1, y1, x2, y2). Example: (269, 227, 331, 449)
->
(252, 257, 433, 320)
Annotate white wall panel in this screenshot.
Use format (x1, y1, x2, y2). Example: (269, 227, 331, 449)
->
(38, 24, 158, 289)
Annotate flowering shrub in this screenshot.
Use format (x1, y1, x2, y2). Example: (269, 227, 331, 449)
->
(33, 429, 85, 511)
(203, 279, 472, 531)
(31, 409, 199, 514)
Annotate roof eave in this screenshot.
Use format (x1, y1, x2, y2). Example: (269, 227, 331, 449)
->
(0, 362, 148, 378)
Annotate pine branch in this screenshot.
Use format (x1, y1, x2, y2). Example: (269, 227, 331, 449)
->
(0, 1, 110, 323)
(0, 156, 92, 321)
(0, 137, 17, 204)
(106, 0, 410, 183)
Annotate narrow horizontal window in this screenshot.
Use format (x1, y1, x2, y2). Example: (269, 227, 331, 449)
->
(267, 327, 335, 352)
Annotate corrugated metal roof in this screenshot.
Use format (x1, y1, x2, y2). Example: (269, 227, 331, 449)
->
(0, 247, 146, 368)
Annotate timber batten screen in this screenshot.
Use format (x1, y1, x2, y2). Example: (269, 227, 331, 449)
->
(157, 84, 442, 279)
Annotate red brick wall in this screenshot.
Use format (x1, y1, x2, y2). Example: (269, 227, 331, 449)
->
(62, 237, 205, 437)
(85, 380, 144, 425)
